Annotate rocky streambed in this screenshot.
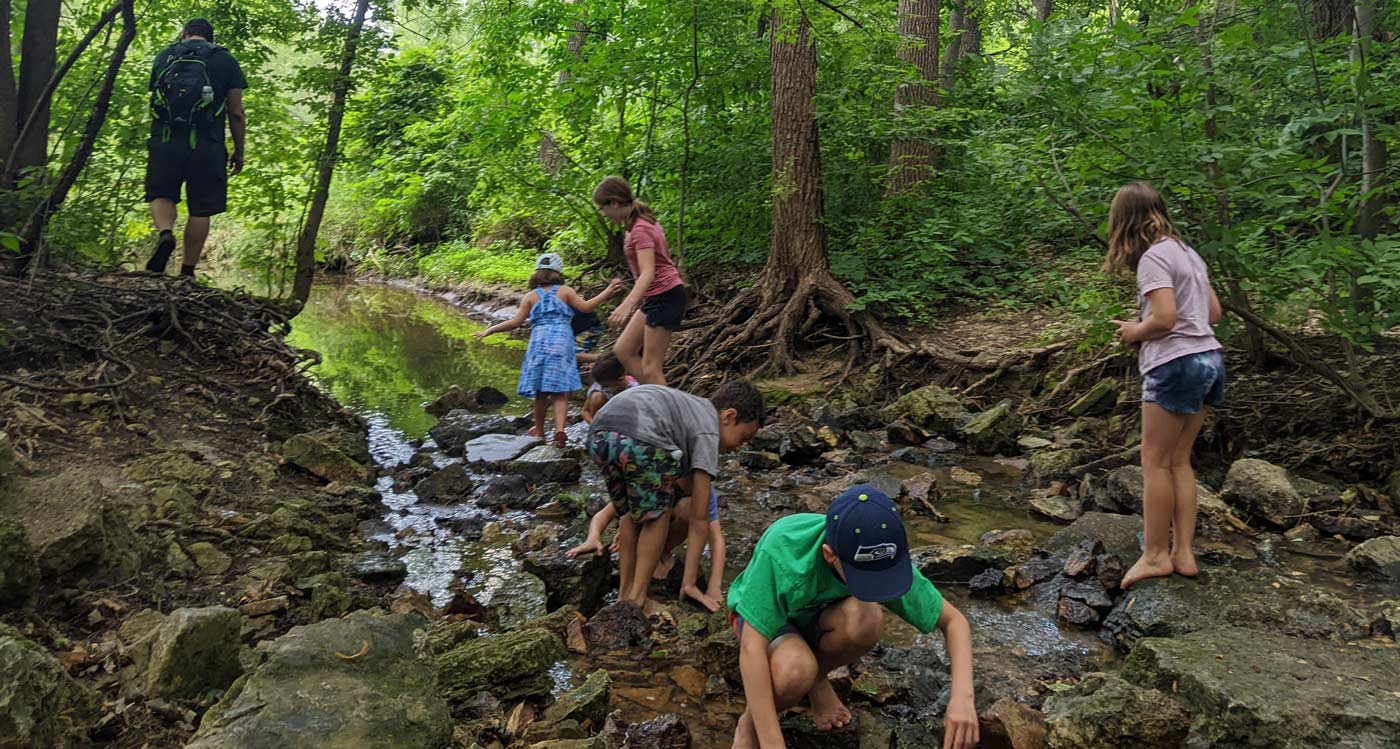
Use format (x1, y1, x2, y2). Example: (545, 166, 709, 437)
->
(3, 277, 1400, 749)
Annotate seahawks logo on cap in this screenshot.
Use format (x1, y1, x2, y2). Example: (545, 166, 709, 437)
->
(853, 543, 897, 563)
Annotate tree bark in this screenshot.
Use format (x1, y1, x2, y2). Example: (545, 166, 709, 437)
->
(888, 0, 939, 193)
(1312, 0, 1352, 38)
(1033, 0, 1053, 22)
(13, 0, 62, 182)
(940, 0, 981, 92)
(13, 0, 136, 275)
(0, 2, 17, 175)
(770, 9, 828, 281)
(293, 0, 372, 305)
(1353, 0, 1387, 241)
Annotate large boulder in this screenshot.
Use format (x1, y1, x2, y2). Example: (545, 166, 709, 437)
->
(282, 430, 372, 485)
(0, 624, 100, 748)
(495, 445, 583, 484)
(413, 464, 475, 503)
(1221, 458, 1305, 527)
(463, 434, 541, 464)
(523, 545, 612, 616)
(0, 469, 123, 578)
(1102, 570, 1369, 652)
(1043, 672, 1188, 749)
(912, 544, 1017, 584)
(1044, 513, 1142, 559)
(127, 605, 242, 700)
(1345, 536, 1400, 581)
(429, 411, 515, 455)
(1123, 626, 1400, 748)
(1086, 466, 1235, 528)
(188, 611, 451, 749)
(958, 400, 1020, 455)
(435, 627, 566, 703)
(881, 385, 970, 435)
(0, 517, 38, 606)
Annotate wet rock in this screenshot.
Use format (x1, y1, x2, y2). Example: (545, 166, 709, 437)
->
(1344, 535, 1400, 581)
(622, 713, 691, 748)
(414, 464, 474, 503)
(1094, 554, 1126, 590)
(756, 490, 801, 513)
(969, 567, 1007, 596)
(1044, 513, 1142, 559)
(429, 411, 515, 455)
(912, 544, 1017, 584)
(1061, 540, 1102, 578)
(523, 545, 611, 615)
(981, 529, 1035, 562)
(886, 419, 932, 447)
(1056, 599, 1100, 629)
(1059, 581, 1114, 620)
(1066, 378, 1118, 417)
(1221, 458, 1306, 527)
(882, 384, 970, 435)
(1123, 626, 1400, 748)
(350, 551, 408, 584)
(780, 712, 861, 748)
(0, 517, 38, 606)
(543, 669, 611, 730)
(426, 385, 509, 417)
(1102, 569, 1368, 652)
(740, 451, 783, 470)
(1004, 554, 1064, 590)
(481, 571, 549, 630)
(1370, 601, 1400, 640)
(0, 623, 100, 748)
(474, 474, 533, 509)
(1029, 447, 1081, 479)
(283, 430, 372, 485)
(498, 445, 583, 484)
(189, 611, 451, 748)
(958, 400, 1020, 455)
(778, 425, 828, 466)
(129, 606, 242, 700)
(438, 626, 566, 703)
(980, 697, 1048, 749)
(1029, 495, 1083, 523)
(584, 602, 651, 650)
(464, 433, 541, 464)
(1043, 672, 1187, 749)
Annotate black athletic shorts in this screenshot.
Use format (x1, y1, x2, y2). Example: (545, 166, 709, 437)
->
(641, 285, 687, 331)
(144, 136, 228, 218)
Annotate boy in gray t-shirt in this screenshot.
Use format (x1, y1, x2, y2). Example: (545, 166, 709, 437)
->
(587, 382, 764, 615)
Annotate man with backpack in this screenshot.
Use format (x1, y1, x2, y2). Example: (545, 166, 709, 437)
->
(143, 18, 247, 277)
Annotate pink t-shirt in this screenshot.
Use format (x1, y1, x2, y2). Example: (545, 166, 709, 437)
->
(624, 219, 683, 297)
(1136, 238, 1222, 374)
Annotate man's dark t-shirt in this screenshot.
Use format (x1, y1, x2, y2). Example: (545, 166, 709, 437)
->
(149, 40, 247, 144)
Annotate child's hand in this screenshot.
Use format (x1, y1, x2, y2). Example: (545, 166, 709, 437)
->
(1111, 319, 1137, 344)
(942, 692, 979, 749)
(606, 277, 624, 295)
(608, 301, 634, 328)
(566, 538, 605, 558)
(473, 329, 490, 340)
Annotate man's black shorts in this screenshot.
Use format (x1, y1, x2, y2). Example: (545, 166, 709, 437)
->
(144, 136, 228, 218)
(641, 285, 687, 331)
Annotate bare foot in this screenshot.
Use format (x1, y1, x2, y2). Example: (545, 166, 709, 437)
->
(1171, 550, 1199, 577)
(681, 584, 721, 613)
(652, 556, 675, 580)
(641, 598, 666, 617)
(706, 588, 726, 608)
(1120, 555, 1175, 590)
(807, 677, 852, 731)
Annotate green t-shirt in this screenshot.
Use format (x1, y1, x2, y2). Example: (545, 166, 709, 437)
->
(727, 513, 944, 640)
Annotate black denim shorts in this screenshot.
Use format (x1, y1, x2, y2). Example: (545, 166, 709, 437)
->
(641, 285, 687, 331)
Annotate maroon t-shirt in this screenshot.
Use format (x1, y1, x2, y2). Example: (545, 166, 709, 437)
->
(624, 219, 683, 297)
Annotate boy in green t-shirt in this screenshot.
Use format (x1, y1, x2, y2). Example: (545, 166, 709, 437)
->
(727, 486, 978, 749)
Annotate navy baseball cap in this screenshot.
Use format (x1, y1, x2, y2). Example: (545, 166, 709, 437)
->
(824, 485, 912, 603)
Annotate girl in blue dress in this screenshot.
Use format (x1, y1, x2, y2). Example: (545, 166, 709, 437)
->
(476, 254, 622, 447)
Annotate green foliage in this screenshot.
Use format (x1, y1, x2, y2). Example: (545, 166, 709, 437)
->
(417, 240, 536, 288)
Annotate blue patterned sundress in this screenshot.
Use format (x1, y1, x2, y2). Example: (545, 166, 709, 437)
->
(518, 286, 582, 398)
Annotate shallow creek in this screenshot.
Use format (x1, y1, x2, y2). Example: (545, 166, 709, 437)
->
(259, 278, 1375, 745)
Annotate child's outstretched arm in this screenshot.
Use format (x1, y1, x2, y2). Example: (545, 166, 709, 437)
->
(561, 279, 624, 314)
(474, 294, 535, 339)
(679, 472, 719, 612)
(705, 520, 726, 603)
(935, 601, 978, 749)
(739, 627, 786, 749)
(581, 390, 608, 422)
(566, 503, 617, 558)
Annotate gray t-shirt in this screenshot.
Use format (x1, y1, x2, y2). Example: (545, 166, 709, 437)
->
(589, 385, 720, 477)
(1137, 238, 1221, 374)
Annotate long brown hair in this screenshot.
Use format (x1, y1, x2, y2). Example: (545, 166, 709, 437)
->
(529, 269, 565, 289)
(592, 176, 656, 228)
(1105, 183, 1180, 274)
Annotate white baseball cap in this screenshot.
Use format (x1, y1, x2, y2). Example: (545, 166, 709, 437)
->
(535, 253, 564, 272)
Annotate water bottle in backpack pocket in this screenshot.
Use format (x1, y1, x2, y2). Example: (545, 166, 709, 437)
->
(151, 41, 222, 147)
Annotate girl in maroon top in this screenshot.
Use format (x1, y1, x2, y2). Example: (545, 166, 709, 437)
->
(592, 176, 688, 385)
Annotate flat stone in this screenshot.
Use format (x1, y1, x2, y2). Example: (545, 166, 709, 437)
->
(436, 627, 566, 703)
(429, 411, 515, 455)
(881, 384, 969, 435)
(1044, 672, 1188, 749)
(1044, 513, 1143, 558)
(1030, 495, 1083, 523)
(187, 541, 232, 575)
(188, 611, 451, 748)
(1345, 535, 1400, 581)
(911, 544, 1017, 584)
(1029, 447, 1081, 478)
(542, 669, 610, 730)
(980, 696, 1048, 749)
(463, 434, 542, 464)
(1066, 378, 1119, 417)
(958, 399, 1020, 455)
(980, 529, 1035, 562)
(414, 464, 474, 503)
(622, 713, 691, 748)
(740, 451, 784, 470)
(584, 602, 651, 651)
(496, 445, 582, 484)
(349, 551, 408, 585)
(283, 432, 372, 485)
(1122, 627, 1400, 748)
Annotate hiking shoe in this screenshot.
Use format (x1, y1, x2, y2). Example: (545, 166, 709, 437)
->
(146, 232, 176, 273)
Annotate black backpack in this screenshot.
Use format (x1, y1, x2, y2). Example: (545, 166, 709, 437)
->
(151, 42, 222, 147)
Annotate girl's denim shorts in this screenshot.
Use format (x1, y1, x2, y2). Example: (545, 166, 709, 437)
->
(1142, 349, 1226, 414)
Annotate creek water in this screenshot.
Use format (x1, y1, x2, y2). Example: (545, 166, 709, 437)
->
(248, 278, 1373, 745)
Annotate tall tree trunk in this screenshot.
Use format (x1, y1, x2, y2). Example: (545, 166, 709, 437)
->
(293, 0, 372, 305)
(1033, 0, 1053, 22)
(888, 0, 939, 193)
(13, 0, 136, 275)
(13, 0, 61, 182)
(940, 0, 981, 91)
(1353, 0, 1387, 241)
(1312, 0, 1352, 37)
(539, 0, 588, 178)
(0, 2, 17, 176)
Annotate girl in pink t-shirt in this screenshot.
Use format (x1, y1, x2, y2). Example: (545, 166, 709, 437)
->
(1105, 183, 1225, 590)
(592, 176, 687, 385)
